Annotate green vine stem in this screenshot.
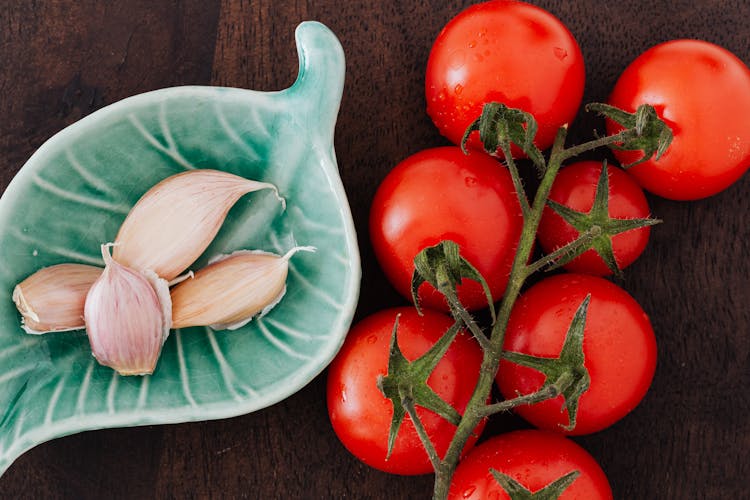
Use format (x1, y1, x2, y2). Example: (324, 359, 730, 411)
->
(375, 101, 671, 500)
(477, 384, 561, 419)
(431, 126, 571, 499)
(426, 103, 671, 500)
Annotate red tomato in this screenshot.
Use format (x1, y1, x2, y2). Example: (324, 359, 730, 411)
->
(426, 0, 585, 153)
(369, 147, 523, 311)
(326, 307, 485, 475)
(496, 274, 656, 435)
(537, 161, 653, 275)
(448, 430, 613, 499)
(606, 39, 750, 200)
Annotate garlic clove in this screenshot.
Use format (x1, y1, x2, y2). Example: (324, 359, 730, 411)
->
(171, 246, 314, 330)
(85, 244, 172, 376)
(12, 263, 103, 334)
(113, 169, 284, 281)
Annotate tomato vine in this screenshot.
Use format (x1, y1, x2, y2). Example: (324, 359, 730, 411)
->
(377, 101, 672, 499)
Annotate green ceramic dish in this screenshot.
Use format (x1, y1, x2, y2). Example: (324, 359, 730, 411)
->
(0, 21, 359, 474)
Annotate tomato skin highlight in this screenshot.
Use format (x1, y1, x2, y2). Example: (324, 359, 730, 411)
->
(607, 39, 750, 200)
(537, 161, 653, 275)
(369, 147, 523, 311)
(425, 0, 585, 153)
(326, 307, 485, 475)
(448, 430, 613, 500)
(496, 274, 657, 435)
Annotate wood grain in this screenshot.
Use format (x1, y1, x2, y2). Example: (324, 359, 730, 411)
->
(0, 1, 748, 498)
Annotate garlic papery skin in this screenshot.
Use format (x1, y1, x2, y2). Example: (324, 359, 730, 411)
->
(12, 263, 103, 334)
(171, 246, 315, 330)
(84, 244, 172, 376)
(113, 169, 284, 281)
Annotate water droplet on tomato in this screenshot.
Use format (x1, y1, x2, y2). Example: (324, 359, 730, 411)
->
(462, 486, 477, 498)
(554, 47, 568, 61)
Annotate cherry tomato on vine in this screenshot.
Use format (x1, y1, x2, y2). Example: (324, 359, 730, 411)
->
(326, 307, 485, 475)
(606, 39, 750, 200)
(537, 161, 654, 275)
(425, 0, 585, 153)
(496, 274, 657, 435)
(448, 430, 613, 499)
(369, 146, 523, 311)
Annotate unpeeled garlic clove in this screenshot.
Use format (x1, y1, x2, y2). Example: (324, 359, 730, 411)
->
(12, 263, 103, 334)
(113, 169, 284, 281)
(85, 244, 172, 376)
(171, 246, 314, 330)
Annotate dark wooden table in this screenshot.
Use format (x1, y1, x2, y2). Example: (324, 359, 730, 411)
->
(1, 1, 748, 498)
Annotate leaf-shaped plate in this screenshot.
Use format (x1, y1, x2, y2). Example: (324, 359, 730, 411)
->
(0, 21, 359, 475)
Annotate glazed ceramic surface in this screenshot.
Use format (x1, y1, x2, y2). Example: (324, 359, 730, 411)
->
(0, 21, 359, 474)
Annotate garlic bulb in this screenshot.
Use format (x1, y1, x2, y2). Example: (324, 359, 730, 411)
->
(171, 246, 314, 330)
(113, 169, 283, 281)
(84, 244, 171, 376)
(12, 263, 102, 334)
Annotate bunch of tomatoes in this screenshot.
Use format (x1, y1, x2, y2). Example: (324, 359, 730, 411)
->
(326, 1, 750, 498)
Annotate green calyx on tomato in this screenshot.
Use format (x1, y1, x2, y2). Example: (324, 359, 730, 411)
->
(377, 315, 465, 462)
(501, 295, 591, 431)
(587, 103, 673, 168)
(411, 240, 496, 331)
(543, 160, 661, 277)
(537, 160, 656, 276)
(461, 102, 545, 173)
(491, 469, 580, 500)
